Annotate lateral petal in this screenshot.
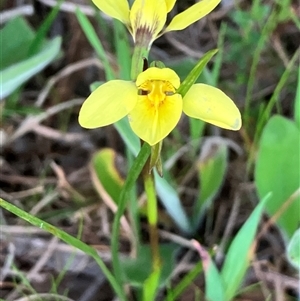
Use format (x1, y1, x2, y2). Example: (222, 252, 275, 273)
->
(79, 81, 137, 128)
(183, 84, 241, 130)
(129, 94, 183, 145)
(130, 0, 167, 43)
(92, 0, 130, 25)
(165, 0, 176, 12)
(165, 0, 220, 32)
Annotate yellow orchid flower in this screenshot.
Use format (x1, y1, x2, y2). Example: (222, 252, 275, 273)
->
(78, 67, 241, 146)
(92, 0, 221, 48)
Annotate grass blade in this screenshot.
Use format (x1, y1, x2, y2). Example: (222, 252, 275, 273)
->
(221, 192, 271, 300)
(0, 198, 127, 301)
(75, 8, 115, 80)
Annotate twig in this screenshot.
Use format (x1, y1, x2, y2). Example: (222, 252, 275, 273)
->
(8, 186, 44, 199)
(4, 98, 84, 145)
(0, 243, 15, 282)
(29, 191, 59, 216)
(256, 188, 300, 242)
(165, 33, 204, 58)
(0, 225, 50, 235)
(35, 58, 103, 107)
(27, 236, 59, 281)
(37, 0, 95, 16)
(215, 189, 241, 263)
(159, 229, 197, 250)
(5, 237, 59, 301)
(89, 163, 135, 245)
(50, 161, 86, 203)
(32, 124, 85, 144)
(14, 293, 75, 301)
(0, 174, 56, 186)
(272, 33, 290, 67)
(0, 5, 34, 24)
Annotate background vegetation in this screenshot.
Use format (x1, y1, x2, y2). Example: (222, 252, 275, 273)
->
(1, 0, 299, 300)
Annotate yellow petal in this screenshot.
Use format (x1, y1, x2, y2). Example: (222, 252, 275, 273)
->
(183, 84, 241, 130)
(92, 0, 130, 25)
(129, 94, 182, 145)
(79, 81, 137, 128)
(165, 0, 176, 12)
(130, 0, 167, 43)
(136, 67, 180, 89)
(165, 0, 220, 32)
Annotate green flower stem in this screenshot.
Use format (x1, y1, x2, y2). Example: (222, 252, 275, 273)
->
(111, 143, 151, 285)
(0, 198, 127, 301)
(127, 149, 141, 256)
(131, 45, 149, 80)
(143, 168, 161, 269)
(131, 41, 161, 295)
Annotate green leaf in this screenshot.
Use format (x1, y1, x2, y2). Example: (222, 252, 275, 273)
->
(193, 140, 228, 228)
(254, 50, 299, 141)
(155, 173, 192, 234)
(121, 244, 177, 287)
(211, 22, 227, 87)
(294, 62, 300, 128)
(0, 17, 35, 69)
(287, 228, 300, 270)
(255, 115, 300, 238)
(0, 37, 61, 99)
(92, 148, 124, 204)
(189, 118, 205, 142)
(28, 0, 63, 56)
(177, 49, 218, 97)
(205, 260, 224, 301)
(111, 143, 151, 286)
(143, 269, 161, 301)
(90, 81, 103, 91)
(114, 118, 140, 156)
(113, 19, 131, 80)
(194, 243, 224, 301)
(75, 8, 115, 81)
(221, 193, 271, 301)
(167, 57, 198, 81)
